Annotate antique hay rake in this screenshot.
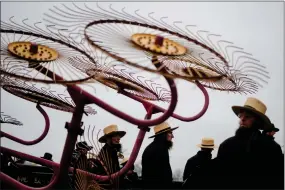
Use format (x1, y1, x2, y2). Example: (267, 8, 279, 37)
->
(0, 2, 269, 189)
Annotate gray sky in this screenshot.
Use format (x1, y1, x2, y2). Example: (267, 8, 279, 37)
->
(1, 2, 284, 178)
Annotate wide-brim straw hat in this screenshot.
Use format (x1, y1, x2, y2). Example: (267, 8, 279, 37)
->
(197, 137, 217, 149)
(149, 122, 178, 138)
(232, 97, 271, 129)
(120, 157, 129, 166)
(99, 124, 126, 143)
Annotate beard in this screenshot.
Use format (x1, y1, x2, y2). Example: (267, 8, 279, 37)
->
(167, 141, 173, 150)
(235, 126, 259, 139)
(111, 143, 122, 153)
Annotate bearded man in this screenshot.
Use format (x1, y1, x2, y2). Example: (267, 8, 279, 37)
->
(141, 122, 178, 189)
(216, 97, 282, 189)
(90, 124, 126, 189)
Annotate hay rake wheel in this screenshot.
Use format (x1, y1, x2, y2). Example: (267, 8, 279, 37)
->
(68, 55, 172, 102)
(43, 2, 270, 94)
(0, 112, 23, 126)
(153, 56, 257, 94)
(1, 76, 97, 115)
(0, 17, 98, 84)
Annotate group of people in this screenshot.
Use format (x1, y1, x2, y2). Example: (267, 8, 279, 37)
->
(67, 97, 283, 189)
(1, 97, 283, 189)
(70, 125, 139, 189)
(142, 97, 284, 189)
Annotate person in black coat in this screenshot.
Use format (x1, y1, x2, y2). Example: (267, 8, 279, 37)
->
(182, 137, 217, 189)
(142, 122, 178, 189)
(120, 157, 139, 189)
(261, 123, 283, 189)
(92, 124, 126, 189)
(216, 97, 282, 189)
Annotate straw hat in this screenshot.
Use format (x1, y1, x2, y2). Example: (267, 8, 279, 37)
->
(197, 138, 217, 149)
(120, 157, 129, 166)
(232, 97, 270, 128)
(149, 122, 178, 138)
(99, 124, 126, 143)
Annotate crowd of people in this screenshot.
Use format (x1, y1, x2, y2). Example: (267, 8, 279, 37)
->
(1, 97, 284, 189)
(142, 97, 283, 189)
(69, 97, 283, 189)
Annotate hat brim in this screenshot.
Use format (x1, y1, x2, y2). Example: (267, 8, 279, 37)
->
(264, 127, 279, 132)
(197, 144, 217, 149)
(86, 146, 93, 151)
(232, 106, 270, 129)
(148, 126, 179, 139)
(99, 131, 126, 143)
(121, 160, 128, 166)
(40, 157, 53, 160)
(76, 144, 93, 151)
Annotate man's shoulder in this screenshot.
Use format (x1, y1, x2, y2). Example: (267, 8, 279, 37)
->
(142, 142, 166, 158)
(220, 136, 236, 145)
(186, 154, 199, 162)
(143, 142, 156, 153)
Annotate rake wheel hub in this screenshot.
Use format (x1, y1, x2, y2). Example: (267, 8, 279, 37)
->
(8, 41, 58, 62)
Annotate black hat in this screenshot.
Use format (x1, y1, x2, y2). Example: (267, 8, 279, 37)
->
(41, 152, 53, 161)
(76, 141, 93, 151)
(264, 123, 279, 132)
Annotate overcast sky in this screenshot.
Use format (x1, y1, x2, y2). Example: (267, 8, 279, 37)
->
(1, 2, 284, 178)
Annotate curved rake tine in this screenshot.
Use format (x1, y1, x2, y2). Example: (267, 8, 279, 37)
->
(0, 113, 23, 126)
(0, 104, 50, 145)
(121, 80, 209, 122)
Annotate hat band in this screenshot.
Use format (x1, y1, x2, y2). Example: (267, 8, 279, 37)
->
(243, 105, 256, 110)
(104, 130, 120, 136)
(79, 145, 89, 149)
(155, 127, 171, 134)
(201, 144, 214, 147)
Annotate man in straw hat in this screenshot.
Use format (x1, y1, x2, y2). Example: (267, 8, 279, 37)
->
(91, 124, 126, 188)
(141, 122, 178, 189)
(183, 138, 217, 182)
(216, 97, 282, 189)
(182, 138, 219, 189)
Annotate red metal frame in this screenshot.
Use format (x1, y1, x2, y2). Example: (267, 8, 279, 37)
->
(0, 104, 50, 145)
(0, 65, 209, 189)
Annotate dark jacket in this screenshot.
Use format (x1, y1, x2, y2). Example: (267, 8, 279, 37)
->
(90, 143, 122, 189)
(261, 133, 284, 189)
(142, 140, 173, 189)
(183, 157, 220, 189)
(121, 171, 139, 189)
(183, 150, 212, 181)
(182, 151, 217, 189)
